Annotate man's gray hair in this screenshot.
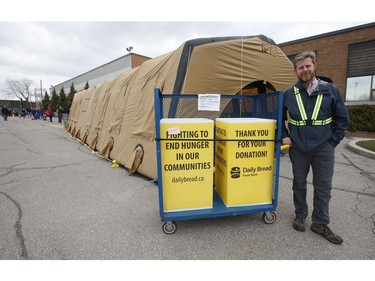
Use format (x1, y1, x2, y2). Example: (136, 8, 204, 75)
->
(292, 51, 317, 68)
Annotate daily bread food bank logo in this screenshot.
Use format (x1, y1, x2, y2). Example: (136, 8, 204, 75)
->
(230, 166, 240, 178)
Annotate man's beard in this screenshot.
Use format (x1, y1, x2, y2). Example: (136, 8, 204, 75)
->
(299, 72, 315, 83)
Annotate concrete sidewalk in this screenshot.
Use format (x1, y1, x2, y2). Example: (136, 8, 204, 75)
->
(0, 117, 374, 261)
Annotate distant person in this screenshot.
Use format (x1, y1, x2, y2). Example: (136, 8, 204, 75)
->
(20, 109, 26, 118)
(1, 105, 10, 121)
(282, 51, 349, 244)
(57, 106, 63, 124)
(45, 107, 53, 122)
(62, 107, 70, 127)
(34, 110, 40, 120)
(27, 108, 32, 118)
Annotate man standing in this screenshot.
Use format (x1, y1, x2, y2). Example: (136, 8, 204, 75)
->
(1, 105, 10, 121)
(282, 51, 349, 244)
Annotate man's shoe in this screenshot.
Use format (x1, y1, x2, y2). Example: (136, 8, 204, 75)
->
(310, 224, 343, 245)
(292, 217, 306, 232)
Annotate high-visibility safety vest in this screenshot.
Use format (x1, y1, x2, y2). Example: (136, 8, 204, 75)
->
(289, 87, 333, 126)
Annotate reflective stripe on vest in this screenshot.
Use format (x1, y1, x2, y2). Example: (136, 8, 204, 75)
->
(289, 86, 333, 126)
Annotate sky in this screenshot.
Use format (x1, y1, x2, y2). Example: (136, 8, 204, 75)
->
(0, 1, 373, 100)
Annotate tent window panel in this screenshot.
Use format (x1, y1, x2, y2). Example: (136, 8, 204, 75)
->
(81, 98, 90, 112)
(347, 40, 375, 78)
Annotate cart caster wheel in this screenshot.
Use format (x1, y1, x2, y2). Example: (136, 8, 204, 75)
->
(262, 212, 277, 224)
(162, 221, 177, 234)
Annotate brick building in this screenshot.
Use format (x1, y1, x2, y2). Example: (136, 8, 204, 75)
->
(279, 22, 375, 105)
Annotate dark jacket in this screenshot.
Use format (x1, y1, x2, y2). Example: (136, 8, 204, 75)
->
(2, 107, 10, 116)
(282, 79, 349, 153)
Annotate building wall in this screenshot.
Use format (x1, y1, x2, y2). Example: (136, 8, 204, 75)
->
(132, 54, 151, 68)
(0, 100, 37, 111)
(279, 23, 375, 102)
(52, 53, 151, 94)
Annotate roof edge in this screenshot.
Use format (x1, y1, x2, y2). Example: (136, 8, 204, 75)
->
(278, 22, 375, 46)
(184, 35, 277, 47)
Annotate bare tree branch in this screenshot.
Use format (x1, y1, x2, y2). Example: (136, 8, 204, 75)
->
(5, 78, 34, 101)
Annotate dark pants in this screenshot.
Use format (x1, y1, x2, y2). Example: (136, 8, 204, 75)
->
(289, 142, 335, 227)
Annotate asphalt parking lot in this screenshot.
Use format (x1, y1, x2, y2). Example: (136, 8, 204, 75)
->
(0, 117, 374, 276)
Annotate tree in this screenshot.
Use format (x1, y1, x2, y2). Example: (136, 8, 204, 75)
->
(67, 83, 76, 108)
(41, 91, 50, 109)
(58, 87, 67, 109)
(5, 78, 33, 101)
(84, 81, 89, 90)
(50, 89, 59, 110)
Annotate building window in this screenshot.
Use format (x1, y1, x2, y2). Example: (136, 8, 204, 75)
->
(346, 75, 375, 101)
(346, 40, 375, 102)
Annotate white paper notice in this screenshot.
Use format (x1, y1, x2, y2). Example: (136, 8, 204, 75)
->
(198, 94, 220, 111)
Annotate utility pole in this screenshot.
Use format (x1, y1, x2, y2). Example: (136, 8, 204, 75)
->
(40, 80, 43, 109)
(34, 89, 38, 109)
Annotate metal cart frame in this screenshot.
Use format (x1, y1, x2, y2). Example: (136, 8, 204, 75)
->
(154, 88, 284, 234)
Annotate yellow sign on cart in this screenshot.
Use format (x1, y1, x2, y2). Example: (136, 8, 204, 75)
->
(215, 118, 276, 207)
(160, 118, 214, 212)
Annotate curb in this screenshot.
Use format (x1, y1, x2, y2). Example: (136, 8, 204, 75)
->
(347, 138, 375, 159)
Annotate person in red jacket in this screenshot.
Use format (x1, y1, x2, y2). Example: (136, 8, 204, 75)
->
(45, 107, 53, 122)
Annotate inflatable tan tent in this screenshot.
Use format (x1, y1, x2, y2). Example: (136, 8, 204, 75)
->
(66, 35, 296, 179)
